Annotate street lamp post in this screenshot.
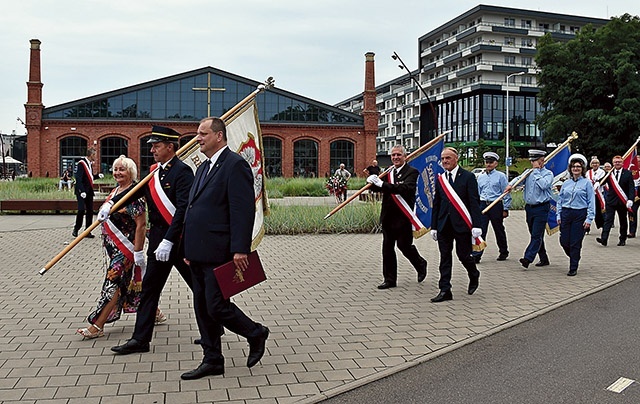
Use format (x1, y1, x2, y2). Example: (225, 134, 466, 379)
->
(505, 71, 525, 178)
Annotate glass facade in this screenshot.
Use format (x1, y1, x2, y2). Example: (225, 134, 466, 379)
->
(434, 92, 543, 149)
(293, 139, 318, 178)
(263, 136, 282, 178)
(329, 140, 354, 175)
(59, 136, 87, 175)
(100, 137, 128, 175)
(43, 70, 361, 125)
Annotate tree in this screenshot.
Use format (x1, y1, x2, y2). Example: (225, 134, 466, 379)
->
(536, 14, 640, 159)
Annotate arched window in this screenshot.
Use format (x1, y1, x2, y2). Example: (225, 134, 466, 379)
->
(59, 136, 87, 175)
(293, 139, 318, 178)
(330, 140, 354, 175)
(100, 137, 128, 175)
(263, 136, 282, 177)
(139, 136, 154, 177)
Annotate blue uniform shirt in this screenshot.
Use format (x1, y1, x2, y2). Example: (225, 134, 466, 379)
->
(556, 176, 596, 224)
(511, 167, 554, 205)
(477, 169, 511, 210)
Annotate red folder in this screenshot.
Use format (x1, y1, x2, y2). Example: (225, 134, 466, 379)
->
(213, 250, 266, 299)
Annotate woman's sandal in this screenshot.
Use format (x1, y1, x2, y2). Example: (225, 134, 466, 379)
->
(76, 324, 104, 340)
(155, 310, 168, 325)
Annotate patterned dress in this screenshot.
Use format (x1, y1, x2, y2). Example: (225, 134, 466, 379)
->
(87, 186, 146, 326)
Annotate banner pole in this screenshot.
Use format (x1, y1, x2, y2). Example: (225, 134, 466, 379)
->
(324, 131, 450, 220)
(39, 77, 275, 275)
(482, 131, 578, 215)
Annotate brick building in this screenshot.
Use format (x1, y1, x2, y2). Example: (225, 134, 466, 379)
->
(25, 40, 378, 179)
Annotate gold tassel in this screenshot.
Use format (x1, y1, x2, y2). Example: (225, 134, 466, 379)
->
(472, 240, 487, 252)
(413, 227, 428, 239)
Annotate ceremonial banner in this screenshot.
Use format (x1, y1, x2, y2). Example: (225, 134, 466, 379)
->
(623, 148, 639, 180)
(182, 101, 269, 250)
(545, 144, 571, 235)
(409, 136, 444, 233)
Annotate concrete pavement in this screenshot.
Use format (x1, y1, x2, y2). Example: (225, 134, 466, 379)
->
(0, 208, 638, 403)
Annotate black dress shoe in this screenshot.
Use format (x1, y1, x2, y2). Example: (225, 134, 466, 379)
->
(496, 254, 508, 261)
(567, 270, 577, 276)
(617, 240, 626, 246)
(417, 260, 427, 283)
(111, 339, 150, 355)
(519, 258, 530, 268)
(534, 260, 550, 267)
(72, 229, 78, 237)
(430, 290, 453, 303)
(596, 237, 607, 246)
(85, 233, 95, 239)
(377, 281, 397, 289)
(468, 277, 479, 295)
(247, 325, 269, 368)
(628, 233, 636, 238)
(180, 362, 224, 380)
(193, 339, 202, 345)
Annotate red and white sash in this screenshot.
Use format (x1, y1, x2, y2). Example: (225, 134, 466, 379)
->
(389, 170, 426, 238)
(438, 174, 487, 251)
(78, 159, 93, 188)
(102, 189, 145, 282)
(587, 170, 605, 209)
(148, 163, 176, 226)
(609, 173, 633, 212)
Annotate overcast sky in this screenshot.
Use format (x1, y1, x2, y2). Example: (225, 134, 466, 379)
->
(0, 0, 636, 139)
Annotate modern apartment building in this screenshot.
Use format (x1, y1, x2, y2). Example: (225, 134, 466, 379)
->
(337, 5, 609, 163)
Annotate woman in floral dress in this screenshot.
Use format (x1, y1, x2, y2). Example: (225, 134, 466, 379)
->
(76, 155, 146, 339)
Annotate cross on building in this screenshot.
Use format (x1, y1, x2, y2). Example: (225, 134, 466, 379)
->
(192, 72, 226, 116)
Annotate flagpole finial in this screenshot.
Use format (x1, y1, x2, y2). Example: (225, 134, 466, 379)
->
(258, 77, 275, 92)
(569, 131, 579, 141)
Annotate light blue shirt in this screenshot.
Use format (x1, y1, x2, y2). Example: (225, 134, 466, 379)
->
(477, 169, 511, 210)
(511, 167, 554, 205)
(556, 176, 596, 224)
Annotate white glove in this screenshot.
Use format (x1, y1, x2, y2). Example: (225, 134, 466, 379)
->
(80, 192, 87, 199)
(134, 250, 146, 269)
(627, 200, 633, 209)
(472, 228, 482, 238)
(154, 239, 174, 262)
(366, 175, 383, 188)
(430, 229, 438, 241)
(98, 173, 104, 179)
(97, 200, 114, 222)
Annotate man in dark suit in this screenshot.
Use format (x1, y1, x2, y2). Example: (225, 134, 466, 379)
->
(180, 117, 269, 380)
(430, 147, 482, 302)
(110, 125, 195, 355)
(73, 147, 102, 238)
(366, 145, 427, 289)
(597, 154, 635, 246)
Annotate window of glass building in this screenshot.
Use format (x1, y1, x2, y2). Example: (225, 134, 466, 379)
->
(100, 137, 128, 175)
(330, 140, 354, 175)
(59, 136, 88, 175)
(293, 139, 318, 178)
(263, 136, 282, 178)
(139, 135, 155, 177)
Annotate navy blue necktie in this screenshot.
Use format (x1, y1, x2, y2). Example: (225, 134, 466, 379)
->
(448, 172, 454, 185)
(196, 160, 211, 192)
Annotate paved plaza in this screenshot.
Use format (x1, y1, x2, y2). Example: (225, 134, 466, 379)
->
(1, 207, 639, 403)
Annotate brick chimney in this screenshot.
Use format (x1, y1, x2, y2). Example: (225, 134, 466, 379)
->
(25, 39, 44, 176)
(362, 52, 378, 161)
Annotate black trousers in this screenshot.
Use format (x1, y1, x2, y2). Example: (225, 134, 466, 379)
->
(601, 203, 629, 242)
(473, 201, 508, 257)
(437, 220, 479, 292)
(190, 261, 261, 365)
(132, 250, 193, 343)
(381, 224, 426, 284)
(74, 194, 93, 231)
